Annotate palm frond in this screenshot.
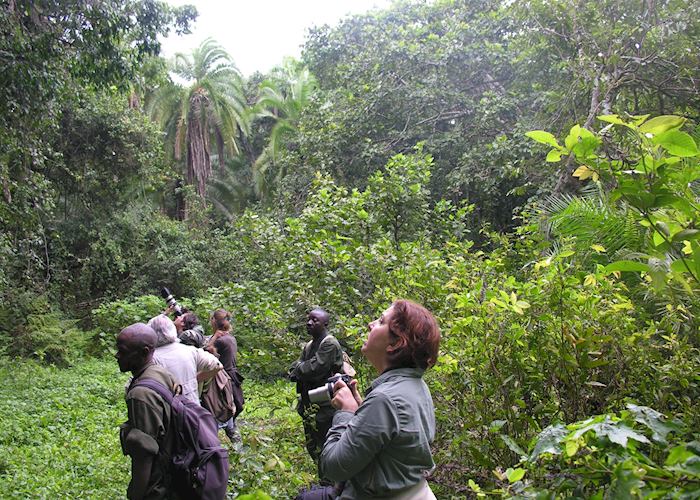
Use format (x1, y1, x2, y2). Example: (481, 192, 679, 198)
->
(539, 190, 644, 257)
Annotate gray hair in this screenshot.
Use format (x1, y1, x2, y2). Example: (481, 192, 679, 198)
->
(147, 314, 178, 347)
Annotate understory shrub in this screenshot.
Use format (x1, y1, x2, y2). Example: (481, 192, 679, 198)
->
(83, 144, 699, 494)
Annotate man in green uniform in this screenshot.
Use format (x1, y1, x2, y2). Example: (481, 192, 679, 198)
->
(289, 308, 343, 464)
(116, 323, 178, 500)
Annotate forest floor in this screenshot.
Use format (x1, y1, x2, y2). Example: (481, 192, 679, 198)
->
(0, 358, 320, 499)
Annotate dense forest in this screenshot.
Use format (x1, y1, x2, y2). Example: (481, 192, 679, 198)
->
(1, 0, 699, 497)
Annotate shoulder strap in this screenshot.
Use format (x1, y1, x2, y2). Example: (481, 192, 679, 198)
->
(132, 378, 175, 405)
(303, 339, 313, 357)
(319, 334, 337, 346)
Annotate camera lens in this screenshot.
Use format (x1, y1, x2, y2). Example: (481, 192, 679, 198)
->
(308, 383, 333, 404)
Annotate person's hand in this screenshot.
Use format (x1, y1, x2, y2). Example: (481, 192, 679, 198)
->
(331, 378, 362, 412)
(164, 304, 175, 316)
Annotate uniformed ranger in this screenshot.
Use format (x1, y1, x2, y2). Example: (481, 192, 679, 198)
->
(289, 308, 343, 464)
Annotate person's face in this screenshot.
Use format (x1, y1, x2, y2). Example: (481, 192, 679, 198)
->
(361, 305, 397, 371)
(174, 315, 184, 332)
(115, 335, 144, 373)
(306, 310, 326, 336)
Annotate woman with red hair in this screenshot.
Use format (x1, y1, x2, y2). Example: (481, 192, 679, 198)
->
(315, 300, 441, 499)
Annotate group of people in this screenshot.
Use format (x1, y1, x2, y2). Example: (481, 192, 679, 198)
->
(117, 299, 441, 500)
(116, 307, 244, 499)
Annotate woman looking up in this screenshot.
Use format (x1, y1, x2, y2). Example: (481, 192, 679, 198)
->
(174, 310, 205, 347)
(318, 300, 440, 499)
(208, 308, 245, 443)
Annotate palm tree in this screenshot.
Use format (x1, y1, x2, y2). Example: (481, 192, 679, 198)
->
(251, 60, 316, 200)
(148, 38, 248, 208)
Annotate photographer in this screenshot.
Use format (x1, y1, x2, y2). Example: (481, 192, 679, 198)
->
(300, 300, 440, 499)
(174, 310, 205, 348)
(161, 287, 205, 348)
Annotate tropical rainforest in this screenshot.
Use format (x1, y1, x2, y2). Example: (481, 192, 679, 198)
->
(1, 0, 699, 498)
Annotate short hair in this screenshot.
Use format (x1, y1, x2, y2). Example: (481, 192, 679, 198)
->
(147, 314, 178, 347)
(309, 308, 330, 325)
(387, 300, 441, 370)
(181, 312, 200, 331)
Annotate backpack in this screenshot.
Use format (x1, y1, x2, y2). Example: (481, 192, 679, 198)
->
(201, 370, 235, 423)
(311, 335, 356, 377)
(132, 379, 229, 500)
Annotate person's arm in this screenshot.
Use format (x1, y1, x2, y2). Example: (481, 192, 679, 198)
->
(127, 454, 153, 500)
(122, 395, 163, 499)
(291, 338, 340, 382)
(320, 391, 399, 482)
(195, 348, 223, 382)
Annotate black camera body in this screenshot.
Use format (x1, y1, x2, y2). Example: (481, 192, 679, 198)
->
(308, 373, 353, 404)
(160, 287, 183, 317)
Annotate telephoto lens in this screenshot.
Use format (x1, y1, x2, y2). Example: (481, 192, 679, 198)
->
(160, 287, 183, 317)
(308, 374, 352, 404)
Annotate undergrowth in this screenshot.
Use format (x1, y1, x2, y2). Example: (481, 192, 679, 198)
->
(0, 358, 317, 499)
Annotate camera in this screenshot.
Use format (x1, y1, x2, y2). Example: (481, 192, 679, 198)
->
(308, 373, 353, 404)
(160, 287, 183, 317)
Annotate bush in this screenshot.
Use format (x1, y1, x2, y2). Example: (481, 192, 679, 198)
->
(0, 291, 84, 366)
(89, 294, 164, 356)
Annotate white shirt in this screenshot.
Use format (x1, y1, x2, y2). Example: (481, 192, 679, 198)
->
(152, 341, 222, 405)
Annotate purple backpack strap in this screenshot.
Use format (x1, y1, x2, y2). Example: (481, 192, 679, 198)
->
(132, 378, 175, 403)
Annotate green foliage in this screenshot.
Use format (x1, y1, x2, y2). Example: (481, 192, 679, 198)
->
(0, 359, 130, 498)
(89, 295, 164, 356)
(0, 293, 85, 366)
(494, 404, 700, 497)
(531, 114, 700, 328)
(0, 359, 316, 499)
(248, 60, 317, 201)
(147, 37, 248, 205)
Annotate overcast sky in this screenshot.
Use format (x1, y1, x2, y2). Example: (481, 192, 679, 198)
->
(162, 0, 394, 76)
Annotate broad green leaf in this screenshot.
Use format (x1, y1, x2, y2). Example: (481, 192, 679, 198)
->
(653, 231, 667, 247)
(639, 115, 686, 135)
(632, 114, 651, 126)
(609, 462, 645, 498)
(653, 129, 699, 157)
(573, 165, 598, 181)
(572, 133, 601, 158)
(546, 149, 562, 162)
(529, 424, 567, 460)
(665, 445, 695, 466)
(505, 467, 526, 483)
(627, 404, 681, 444)
(597, 114, 626, 125)
(670, 259, 690, 273)
(672, 229, 700, 242)
(565, 440, 579, 457)
(565, 125, 581, 150)
(525, 130, 561, 148)
(468, 479, 482, 493)
(604, 261, 650, 273)
(571, 418, 649, 447)
(590, 244, 606, 253)
(500, 434, 527, 457)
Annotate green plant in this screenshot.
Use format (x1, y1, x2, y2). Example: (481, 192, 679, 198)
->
(89, 294, 164, 356)
(484, 404, 700, 497)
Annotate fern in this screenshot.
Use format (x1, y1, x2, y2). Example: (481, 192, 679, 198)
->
(540, 186, 644, 257)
